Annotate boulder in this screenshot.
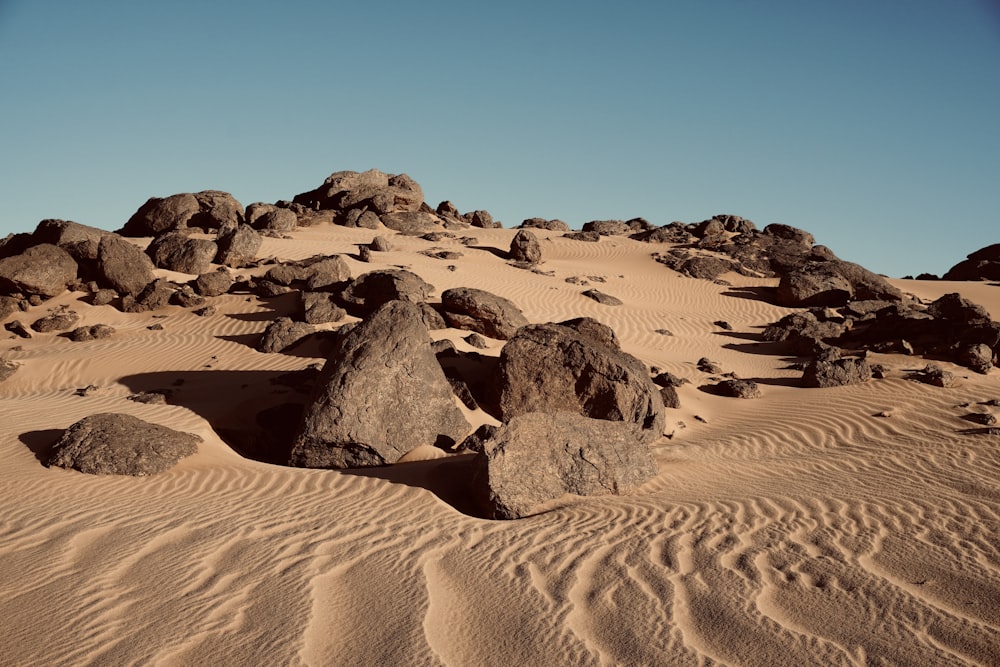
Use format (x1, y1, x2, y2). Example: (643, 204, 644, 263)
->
(97, 235, 155, 296)
(911, 365, 960, 388)
(802, 357, 872, 388)
(581, 289, 623, 306)
(509, 229, 542, 264)
(582, 220, 631, 236)
(0, 244, 78, 297)
(559, 317, 620, 349)
(120, 278, 174, 313)
(121, 193, 200, 236)
(776, 260, 902, 307)
(299, 292, 346, 324)
(564, 231, 601, 243)
(519, 218, 570, 232)
(31, 310, 80, 333)
(33, 219, 109, 247)
(190, 191, 244, 230)
(292, 169, 424, 215)
(632, 223, 694, 244)
(466, 210, 497, 228)
(69, 324, 115, 342)
(0, 358, 19, 382)
(471, 412, 657, 519)
(47, 413, 200, 476)
(215, 224, 261, 268)
(379, 211, 440, 234)
(146, 232, 218, 274)
(340, 269, 434, 316)
(762, 311, 846, 355)
(762, 223, 814, 247)
(715, 379, 762, 399)
(499, 322, 664, 439)
(264, 255, 351, 291)
(943, 243, 1000, 281)
(257, 317, 316, 353)
(193, 269, 233, 297)
(289, 300, 470, 468)
(246, 203, 297, 232)
(440, 287, 529, 339)
(370, 236, 393, 252)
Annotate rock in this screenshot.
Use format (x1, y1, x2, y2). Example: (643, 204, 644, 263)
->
(215, 224, 261, 268)
(960, 343, 994, 375)
(467, 210, 496, 228)
(632, 223, 694, 244)
(659, 386, 681, 409)
(289, 300, 470, 468)
(190, 191, 244, 230)
(257, 317, 316, 353)
(802, 357, 872, 388)
(370, 236, 393, 252)
(47, 413, 200, 476)
(300, 292, 346, 324)
(564, 231, 601, 243)
(0, 244, 78, 298)
(69, 324, 115, 342)
(440, 287, 529, 340)
(355, 211, 382, 229)
(927, 292, 991, 325)
(97, 235, 155, 296)
(359, 246, 373, 263)
(457, 424, 498, 453)
(463, 332, 489, 349)
(92, 289, 118, 306)
(193, 269, 233, 297)
(31, 310, 80, 333)
(943, 243, 1000, 281)
(964, 412, 997, 426)
(509, 229, 542, 264)
(762, 311, 846, 355)
(340, 269, 434, 316)
(121, 193, 200, 236)
(146, 232, 218, 274)
(265, 255, 351, 291)
(653, 372, 688, 388)
(0, 359, 19, 382)
(581, 289, 623, 306)
(120, 278, 175, 313)
(559, 317, 620, 349)
(5, 320, 32, 338)
(499, 322, 664, 439)
(292, 169, 424, 215)
(519, 218, 569, 231)
(171, 285, 205, 308)
(911, 365, 960, 388)
(697, 358, 723, 374)
(582, 220, 631, 236)
(715, 379, 762, 398)
(776, 260, 902, 307)
(471, 412, 657, 520)
(379, 211, 440, 234)
(33, 219, 109, 247)
(436, 201, 461, 218)
(714, 320, 733, 330)
(246, 204, 297, 232)
(762, 223, 814, 246)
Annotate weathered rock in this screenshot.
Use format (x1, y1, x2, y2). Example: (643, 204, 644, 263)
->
(457, 424, 498, 453)
(120, 278, 174, 313)
(246, 204, 297, 232)
(581, 289, 623, 306)
(379, 211, 440, 234)
(802, 357, 872, 388)
(960, 343, 994, 375)
(0, 244, 78, 298)
(215, 224, 261, 268)
(97, 235, 155, 296)
(193, 269, 233, 297)
(300, 292, 346, 324)
(69, 324, 115, 342)
(762, 311, 846, 355)
(776, 260, 902, 307)
(0, 295, 21, 319)
(265, 255, 351, 291)
(559, 317, 620, 349)
(943, 243, 1000, 281)
(340, 269, 434, 316)
(466, 210, 496, 228)
(31, 310, 80, 333)
(47, 413, 200, 476)
(146, 232, 218, 274)
(499, 322, 664, 439)
(911, 365, 960, 388)
(564, 231, 601, 243)
(440, 287, 529, 340)
(763, 223, 814, 247)
(170, 285, 205, 308)
(509, 229, 542, 263)
(472, 412, 657, 519)
(715, 379, 762, 399)
(5, 320, 31, 338)
(464, 332, 489, 349)
(293, 169, 424, 215)
(660, 386, 681, 409)
(92, 289, 118, 306)
(370, 236, 393, 252)
(33, 219, 109, 247)
(0, 359, 19, 382)
(582, 220, 631, 236)
(121, 193, 201, 236)
(632, 223, 694, 244)
(289, 300, 470, 468)
(190, 191, 244, 230)
(680, 256, 736, 280)
(257, 317, 315, 353)
(520, 218, 570, 231)
(697, 358, 723, 374)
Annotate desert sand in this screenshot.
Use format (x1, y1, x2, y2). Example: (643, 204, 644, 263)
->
(2, 222, 999, 666)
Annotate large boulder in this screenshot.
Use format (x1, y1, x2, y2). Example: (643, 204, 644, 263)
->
(146, 232, 218, 274)
(509, 229, 542, 264)
(47, 413, 200, 476)
(582, 220, 631, 236)
(33, 219, 109, 247)
(256, 317, 316, 353)
(121, 191, 243, 237)
(214, 224, 261, 268)
(340, 269, 434, 316)
(776, 259, 902, 307)
(193, 269, 233, 297)
(97, 235, 156, 296)
(246, 204, 297, 233)
(264, 255, 351, 290)
(191, 191, 244, 230)
(943, 243, 1000, 281)
(289, 300, 470, 468)
(472, 412, 658, 519)
(440, 287, 529, 339)
(519, 218, 570, 232)
(0, 244, 78, 297)
(379, 211, 441, 234)
(292, 169, 424, 215)
(498, 321, 664, 439)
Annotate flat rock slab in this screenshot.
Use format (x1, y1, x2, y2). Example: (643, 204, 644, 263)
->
(47, 413, 200, 475)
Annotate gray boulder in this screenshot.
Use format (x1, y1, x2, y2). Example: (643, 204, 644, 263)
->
(289, 300, 470, 468)
(440, 287, 529, 339)
(215, 224, 261, 268)
(97, 235, 155, 296)
(47, 413, 200, 475)
(146, 232, 218, 274)
(472, 412, 657, 519)
(0, 244, 78, 297)
(509, 229, 542, 263)
(499, 322, 664, 439)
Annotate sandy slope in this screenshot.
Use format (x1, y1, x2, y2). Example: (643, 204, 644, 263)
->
(2, 225, 999, 666)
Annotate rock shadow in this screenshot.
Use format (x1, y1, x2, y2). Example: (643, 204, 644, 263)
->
(721, 286, 778, 304)
(435, 348, 502, 419)
(216, 330, 339, 359)
(225, 293, 299, 322)
(465, 245, 511, 261)
(18, 429, 63, 465)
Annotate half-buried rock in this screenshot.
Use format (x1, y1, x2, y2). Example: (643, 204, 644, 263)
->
(472, 412, 658, 520)
(47, 413, 200, 475)
(289, 300, 470, 468)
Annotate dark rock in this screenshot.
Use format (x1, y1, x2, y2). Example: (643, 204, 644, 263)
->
(289, 300, 470, 468)
(436, 201, 461, 218)
(293, 169, 424, 215)
(121, 193, 200, 236)
(127, 390, 172, 405)
(257, 318, 316, 353)
(762, 223, 814, 246)
(146, 232, 218, 274)
(943, 243, 1000, 281)
(446, 373, 479, 410)
(355, 211, 382, 229)
(300, 292, 346, 324)
(964, 412, 997, 426)
(0, 358, 19, 381)
(960, 343, 994, 375)
(340, 269, 434, 316)
(120, 279, 175, 313)
(5, 320, 32, 338)
(0, 244, 78, 298)
(464, 332, 489, 349)
(33, 219, 109, 247)
(190, 191, 244, 230)
(682, 256, 736, 280)
(215, 224, 261, 268)
(714, 320, 733, 331)
(440, 287, 529, 340)
(246, 203, 297, 232)
(92, 289, 118, 306)
(457, 424, 498, 453)
(171, 285, 205, 308)
(653, 372, 688, 388)
(559, 317, 620, 350)
(47, 413, 200, 475)
(776, 260, 902, 307)
(581, 289, 623, 306)
(370, 236, 393, 252)
(0, 295, 21, 319)
(697, 358, 723, 374)
(660, 386, 681, 409)
(498, 322, 664, 439)
(471, 412, 657, 520)
(911, 365, 960, 388)
(927, 292, 991, 325)
(582, 220, 631, 236)
(265, 255, 351, 291)
(762, 311, 846, 355)
(359, 246, 373, 263)
(632, 223, 694, 244)
(31, 310, 80, 333)
(193, 305, 216, 317)
(467, 210, 496, 228)
(380, 211, 440, 234)
(802, 357, 872, 388)
(69, 324, 115, 342)
(564, 231, 601, 243)
(418, 302, 448, 330)
(97, 235, 155, 296)
(193, 269, 233, 297)
(509, 229, 542, 264)
(519, 218, 569, 231)
(715, 379, 762, 399)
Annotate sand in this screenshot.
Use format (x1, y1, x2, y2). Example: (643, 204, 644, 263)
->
(2, 225, 999, 666)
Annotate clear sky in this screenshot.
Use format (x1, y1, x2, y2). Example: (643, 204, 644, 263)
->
(1, 0, 998, 278)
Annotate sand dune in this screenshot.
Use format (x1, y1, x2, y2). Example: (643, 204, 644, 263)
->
(2, 222, 999, 666)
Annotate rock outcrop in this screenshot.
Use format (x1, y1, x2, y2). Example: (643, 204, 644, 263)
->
(292, 169, 424, 218)
(943, 244, 1000, 281)
(121, 191, 244, 236)
(146, 232, 218, 274)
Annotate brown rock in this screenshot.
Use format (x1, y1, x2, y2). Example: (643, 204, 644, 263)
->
(97, 235, 155, 296)
(440, 287, 529, 340)
(509, 229, 542, 263)
(0, 244, 78, 298)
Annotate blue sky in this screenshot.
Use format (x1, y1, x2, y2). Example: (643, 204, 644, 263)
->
(1, 1, 998, 277)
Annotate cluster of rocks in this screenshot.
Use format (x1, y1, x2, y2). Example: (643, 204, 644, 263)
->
(942, 243, 1000, 281)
